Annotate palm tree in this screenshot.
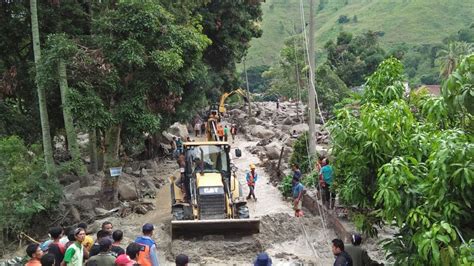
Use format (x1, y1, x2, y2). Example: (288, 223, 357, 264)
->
(30, 0, 55, 175)
(437, 42, 473, 78)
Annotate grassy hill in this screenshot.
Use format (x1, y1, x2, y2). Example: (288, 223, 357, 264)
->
(246, 0, 474, 67)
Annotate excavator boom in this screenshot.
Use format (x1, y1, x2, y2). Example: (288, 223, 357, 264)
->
(218, 88, 249, 114)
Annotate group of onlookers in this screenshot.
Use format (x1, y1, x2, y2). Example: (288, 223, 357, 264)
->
(23, 221, 191, 266)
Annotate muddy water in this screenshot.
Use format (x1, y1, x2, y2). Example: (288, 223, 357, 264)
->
(118, 136, 337, 265)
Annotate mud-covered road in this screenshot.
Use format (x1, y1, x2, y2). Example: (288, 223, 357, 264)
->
(113, 135, 336, 265)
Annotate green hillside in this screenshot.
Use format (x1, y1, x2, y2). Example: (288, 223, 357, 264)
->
(246, 0, 474, 67)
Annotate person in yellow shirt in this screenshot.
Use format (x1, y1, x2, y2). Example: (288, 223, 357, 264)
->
(77, 223, 94, 252)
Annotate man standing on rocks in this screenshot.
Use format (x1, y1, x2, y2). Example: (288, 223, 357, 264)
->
(345, 234, 382, 266)
(230, 124, 237, 143)
(292, 164, 302, 181)
(194, 121, 201, 137)
(292, 177, 305, 217)
(224, 125, 230, 142)
(320, 158, 335, 209)
(246, 164, 258, 200)
(332, 239, 353, 266)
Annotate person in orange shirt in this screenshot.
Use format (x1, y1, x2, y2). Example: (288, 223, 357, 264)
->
(217, 124, 224, 141)
(25, 243, 43, 266)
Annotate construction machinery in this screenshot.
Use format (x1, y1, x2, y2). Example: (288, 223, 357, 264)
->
(169, 141, 259, 237)
(218, 88, 249, 114)
(206, 104, 222, 141)
(204, 88, 249, 141)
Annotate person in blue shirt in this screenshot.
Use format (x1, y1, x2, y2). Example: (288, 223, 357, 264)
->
(135, 223, 159, 266)
(319, 158, 335, 209)
(292, 164, 302, 181)
(292, 177, 305, 217)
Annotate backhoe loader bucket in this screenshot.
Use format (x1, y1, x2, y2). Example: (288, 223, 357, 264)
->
(171, 218, 260, 238)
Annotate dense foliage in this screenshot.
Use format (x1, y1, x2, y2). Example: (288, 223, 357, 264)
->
(0, 136, 61, 239)
(325, 31, 386, 87)
(329, 56, 473, 264)
(289, 132, 314, 174)
(0, 0, 263, 245)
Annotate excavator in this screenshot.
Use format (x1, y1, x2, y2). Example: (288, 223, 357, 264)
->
(169, 141, 260, 237)
(218, 88, 249, 114)
(206, 88, 249, 141)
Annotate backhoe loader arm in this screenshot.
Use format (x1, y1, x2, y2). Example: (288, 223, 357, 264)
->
(218, 88, 249, 114)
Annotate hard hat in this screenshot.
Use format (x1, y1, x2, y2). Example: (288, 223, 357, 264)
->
(250, 164, 256, 169)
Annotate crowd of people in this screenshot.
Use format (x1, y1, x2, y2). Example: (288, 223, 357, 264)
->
(23, 221, 190, 266)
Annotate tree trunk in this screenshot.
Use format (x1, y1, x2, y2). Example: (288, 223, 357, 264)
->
(58, 59, 87, 176)
(101, 125, 121, 209)
(89, 129, 98, 174)
(104, 124, 121, 168)
(30, 0, 55, 175)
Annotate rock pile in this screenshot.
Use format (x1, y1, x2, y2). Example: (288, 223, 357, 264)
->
(59, 158, 169, 225)
(228, 101, 330, 180)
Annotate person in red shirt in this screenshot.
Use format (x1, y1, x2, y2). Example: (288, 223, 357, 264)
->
(25, 243, 43, 266)
(47, 227, 65, 266)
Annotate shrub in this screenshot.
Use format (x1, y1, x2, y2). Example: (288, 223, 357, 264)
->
(289, 132, 316, 174)
(278, 174, 293, 197)
(337, 15, 350, 24)
(0, 136, 61, 237)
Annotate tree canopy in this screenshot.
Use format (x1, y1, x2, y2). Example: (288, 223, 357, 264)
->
(329, 55, 473, 264)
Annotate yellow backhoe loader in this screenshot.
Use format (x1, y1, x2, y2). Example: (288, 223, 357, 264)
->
(169, 141, 259, 237)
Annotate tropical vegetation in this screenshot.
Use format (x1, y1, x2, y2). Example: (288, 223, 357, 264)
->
(328, 55, 473, 264)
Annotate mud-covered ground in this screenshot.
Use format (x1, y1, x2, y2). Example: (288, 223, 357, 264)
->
(114, 135, 337, 265)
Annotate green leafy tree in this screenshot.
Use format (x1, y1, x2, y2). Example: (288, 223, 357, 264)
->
(329, 56, 474, 264)
(71, 2, 211, 166)
(325, 31, 386, 87)
(200, 0, 263, 93)
(38, 34, 87, 176)
(0, 136, 60, 243)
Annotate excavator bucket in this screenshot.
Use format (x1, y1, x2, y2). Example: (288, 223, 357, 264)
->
(171, 218, 260, 238)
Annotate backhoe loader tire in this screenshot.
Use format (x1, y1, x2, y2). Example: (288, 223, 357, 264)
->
(237, 205, 250, 219)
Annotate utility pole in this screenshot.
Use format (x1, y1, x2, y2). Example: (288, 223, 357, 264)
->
(307, 0, 317, 155)
(243, 58, 252, 118)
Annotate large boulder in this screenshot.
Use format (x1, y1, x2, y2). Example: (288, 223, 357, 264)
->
(264, 142, 282, 160)
(168, 122, 189, 139)
(73, 186, 101, 200)
(250, 125, 275, 139)
(316, 145, 329, 157)
(290, 124, 309, 134)
(162, 131, 175, 143)
(283, 117, 293, 125)
(248, 117, 258, 125)
(118, 182, 138, 201)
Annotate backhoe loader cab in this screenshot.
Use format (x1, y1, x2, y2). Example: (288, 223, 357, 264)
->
(170, 141, 259, 237)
